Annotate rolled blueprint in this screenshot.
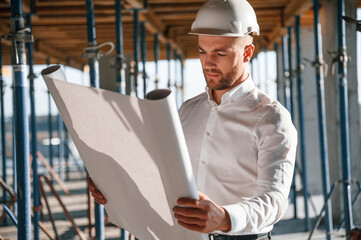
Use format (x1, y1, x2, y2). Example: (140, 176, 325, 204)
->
(41, 65, 207, 240)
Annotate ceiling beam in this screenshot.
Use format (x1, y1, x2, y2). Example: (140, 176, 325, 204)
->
(264, 0, 313, 49)
(125, 0, 186, 57)
(0, 22, 83, 69)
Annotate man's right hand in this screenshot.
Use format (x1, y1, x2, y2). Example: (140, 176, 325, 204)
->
(88, 177, 107, 205)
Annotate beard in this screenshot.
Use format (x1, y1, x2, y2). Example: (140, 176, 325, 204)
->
(203, 68, 238, 90)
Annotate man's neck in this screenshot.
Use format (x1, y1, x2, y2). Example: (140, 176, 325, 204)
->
(211, 72, 250, 105)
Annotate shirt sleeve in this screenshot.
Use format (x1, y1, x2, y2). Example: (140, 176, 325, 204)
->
(222, 104, 298, 233)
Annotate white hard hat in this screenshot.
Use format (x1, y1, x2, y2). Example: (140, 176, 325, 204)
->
(189, 0, 260, 37)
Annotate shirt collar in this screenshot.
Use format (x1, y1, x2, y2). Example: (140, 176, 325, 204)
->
(205, 75, 255, 105)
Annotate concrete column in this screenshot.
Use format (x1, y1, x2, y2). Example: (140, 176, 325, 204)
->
(345, 0, 361, 226)
(300, 26, 323, 196)
(321, 0, 342, 223)
(276, 43, 285, 105)
(321, 0, 360, 225)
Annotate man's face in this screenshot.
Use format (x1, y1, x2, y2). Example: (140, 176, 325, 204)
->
(198, 35, 253, 91)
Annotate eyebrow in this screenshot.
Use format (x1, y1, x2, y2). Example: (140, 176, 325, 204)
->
(198, 46, 228, 52)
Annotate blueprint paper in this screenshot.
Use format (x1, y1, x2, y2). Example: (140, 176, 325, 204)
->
(41, 65, 207, 240)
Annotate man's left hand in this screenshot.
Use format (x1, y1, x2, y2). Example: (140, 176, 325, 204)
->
(172, 191, 231, 233)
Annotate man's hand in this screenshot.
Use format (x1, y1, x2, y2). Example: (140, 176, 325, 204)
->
(172, 192, 231, 233)
(88, 177, 107, 205)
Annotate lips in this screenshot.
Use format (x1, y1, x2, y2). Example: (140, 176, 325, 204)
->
(206, 72, 220, 78)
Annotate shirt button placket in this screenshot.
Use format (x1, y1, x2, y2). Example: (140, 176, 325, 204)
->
(198, 107, 217, 193)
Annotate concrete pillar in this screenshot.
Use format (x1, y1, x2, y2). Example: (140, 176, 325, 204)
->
(275, 43, 285, 105)
(300, 26, 323, 196)
(321, 0, 360, 225)
(321, 0, 342, 223)
(345, 0, 361, 227)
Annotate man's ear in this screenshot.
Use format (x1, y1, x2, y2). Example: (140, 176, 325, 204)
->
(243, 44, 255, 63)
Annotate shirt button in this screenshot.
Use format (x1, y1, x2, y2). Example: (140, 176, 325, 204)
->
(230, 100, 234, 104)
(202, 161, 206, 165)
(214, 107, 218, 111)
(206, 132, 211, 136)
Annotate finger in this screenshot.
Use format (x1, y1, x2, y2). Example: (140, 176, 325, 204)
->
(177, 220, 208, 233)
(172, 206, 207, 219)
(90, 192, 107, 205)
(176, 198, 202, 208)
(174, 214, 207, 226)
(93, 197, 107, 205)
(88, 177, 95, 190)
(91, 189, 106, 199)
(198, 191, 210, 201)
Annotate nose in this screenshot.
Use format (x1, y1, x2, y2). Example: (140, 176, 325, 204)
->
(204, 54, 217, 70)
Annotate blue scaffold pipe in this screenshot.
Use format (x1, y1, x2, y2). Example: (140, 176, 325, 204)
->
(140, 22, 147, 98)
(26, 13, 40, 240)
(0, 32, 8, 227)
(12, 92, 17, 215)
(48, 88, 53, 178)
(173, 49, 179, 105)
(154, 33, 159, 89)
(2, 204, 18, 227)
(167, 43, 171, 89)
(86, 0, 100, 89)
(295, 15, 310, 231)
(133, 9, 139, 96)
(46, 56, 53, 184)
(57, 114, 64, 180)
(274, 43, 280, 102)
(281, 36, 290, 110)
(115, 0, 124, 94)
(10, 0, 31, 238)
(337, 0, 353, 234)
(64, 125, 70, 180)
(85, 1, 104, 239)
(287, 27, 295, 120)
(180, 56, 184, 104)
(312, 1, 333, 238)
(115, 3, 126, 237)
(287, 27, 297, 219)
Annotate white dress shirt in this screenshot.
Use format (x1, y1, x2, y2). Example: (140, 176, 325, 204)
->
(178, 77, 297, 235)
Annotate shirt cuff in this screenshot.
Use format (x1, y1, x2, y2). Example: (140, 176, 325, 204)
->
(222, 204, 247, 234)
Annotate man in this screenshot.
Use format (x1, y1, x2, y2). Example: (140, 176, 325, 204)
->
(89, 0, 297, 239)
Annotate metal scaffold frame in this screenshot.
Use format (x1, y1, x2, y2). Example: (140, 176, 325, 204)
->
(9, 0, 32, 238)
(281, 35, 289, 110)
(337, 0, 353, 234)
(115, 2, 126, 238)
(133, 9, 140, 96)
(286, 28, 298, 219)
(141, 21, 147, 97)
(312, 0, 333, 238)
(115, 0, 124, 95)
(85, 0, 104, 239)
(274, 43, 280, 102)
(154, 33, 159, 89)
(0, 31, 8, 228)
(295, 15, 310, 231)
(25, 12, 41, 240)
(167, 43, 171, 89)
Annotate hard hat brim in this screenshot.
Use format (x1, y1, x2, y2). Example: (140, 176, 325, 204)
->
(188, 28, 259, 37)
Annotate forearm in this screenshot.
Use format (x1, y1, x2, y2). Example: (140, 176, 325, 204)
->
(222, 190, 288, 234)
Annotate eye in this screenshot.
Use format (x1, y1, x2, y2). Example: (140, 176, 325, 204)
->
(217, 53, 226, 57)
(199, 51, 205, 55)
